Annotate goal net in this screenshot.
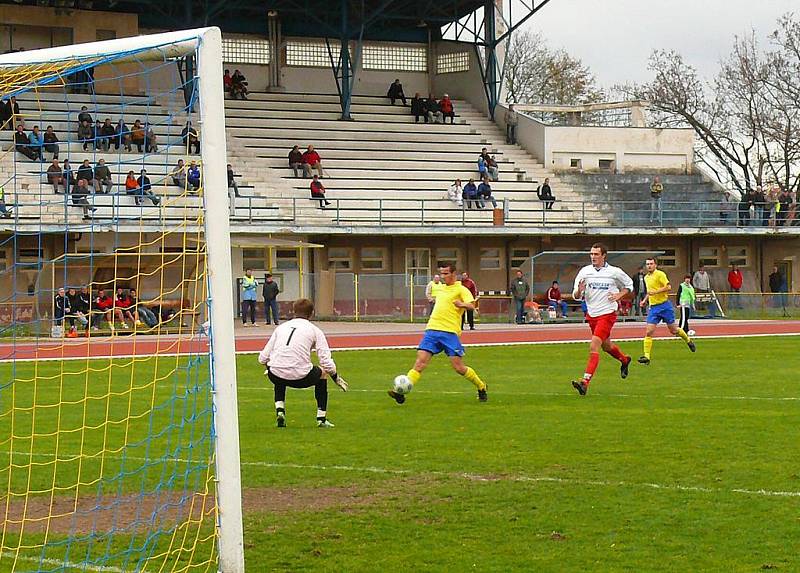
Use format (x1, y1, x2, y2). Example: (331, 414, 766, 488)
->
(0, 28, 243, 572)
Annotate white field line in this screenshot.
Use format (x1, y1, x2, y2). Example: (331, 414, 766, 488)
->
(0, 552, 123, 572)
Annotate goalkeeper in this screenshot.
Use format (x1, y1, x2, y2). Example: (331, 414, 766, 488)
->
(258, 298, 348, 428)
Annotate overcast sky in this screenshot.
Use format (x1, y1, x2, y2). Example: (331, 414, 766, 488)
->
(524, 0, 798, 88)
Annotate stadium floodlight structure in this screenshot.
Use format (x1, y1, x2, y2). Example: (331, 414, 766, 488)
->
(0, 28, 244, 572)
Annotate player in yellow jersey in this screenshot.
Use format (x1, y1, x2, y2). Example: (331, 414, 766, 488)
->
(388, 261, 488, 404)
(638, 257, 696, 365)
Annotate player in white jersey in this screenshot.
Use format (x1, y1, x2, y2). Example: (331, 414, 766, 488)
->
(570, 243, 634, 395)
(258, 298, 348, 427)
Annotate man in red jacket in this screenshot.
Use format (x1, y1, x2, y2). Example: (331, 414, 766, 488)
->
(440, 94, 455, 124)
(727, 264, 743, 309)
(301, 145, 323, 178)
(460, 271, 478, 330)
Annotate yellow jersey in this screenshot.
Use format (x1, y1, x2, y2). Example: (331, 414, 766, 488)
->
(426, 281, 474, 335)
(645, 269, 670, 306)
(430, 281, 446, 299)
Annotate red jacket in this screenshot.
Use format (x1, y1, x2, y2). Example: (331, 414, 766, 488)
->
(440, 98, 453, 114)
(461, 277, 477, 297)
(95, 295, 113, 310)
(727, 270, 743, 289)
(302, 150, 321, 165)
(310, 180, 326, 197)
(547, 287, 562, 303)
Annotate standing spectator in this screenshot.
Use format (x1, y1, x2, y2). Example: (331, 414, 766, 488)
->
(460, 271, 478, 330)
(288, 145, 303, 177)
(77, 105, 92, 126)
(0, 186, 12, 218)
(47, 159, 65, 194)
(182, 121, 200, 154)
(410, 93, 426, 123)
(145, 122, 158, 153)
(262, 273, 281, 325)
(462, 178, 478, 209)
(425, 94, 442, 123)
(631, 266, 647, 316)
(510, 270, 530, 325)
(130, 119, 145, 152)
(692, 265, 711, 293)
(310, 174, 330, 208)
(124, 170, 138, 195)
(505, 104, 518, 144)
(478, 148, 498, 181)
(28, 126, 44, 159)
(769, 266, 787, 309)
(241, 268, 258, 326)
(537, 177, 555, 210)
(649, 175, 663, 224)
(98, 118, 115, 151)
(114, 118, 131, 151)
(547, 280, 569, 318)
(777, 188, 792, 226)
(171, 159, 186, 188)
(767, 185, 780, 227)
(676, 275, 696, 334)
(71, 179, 96, 218)
(76, 160, 94, 189)
(43, 125, 60, 158)
(1, 96, 20, 130)
(727, 264, 743, 295)
(77, 119, 93, 151)
(227, 164, 240, 197)
(753, 186, 766, 226)
(738, 188, 753, 226)
(387, 79, 406, 106)
(93, 159, 113, 194)
(187, 161, 201, 192)
(477, 177, 497, 208)
(447, 179, 463, 207)
(719, 191, 735, 224)
(424, 274, 443, 316)
(135, 169, 160, 206)
(301, 145, 323, 178)
(231, 69, 249, 99)
(14, 124, 37, 160)
(439, 94, 455, 124)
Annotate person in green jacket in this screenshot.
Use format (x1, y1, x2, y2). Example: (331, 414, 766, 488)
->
(676, 274, 696, 335)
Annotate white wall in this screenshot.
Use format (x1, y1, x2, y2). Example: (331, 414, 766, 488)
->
(431, 41, 488, 115)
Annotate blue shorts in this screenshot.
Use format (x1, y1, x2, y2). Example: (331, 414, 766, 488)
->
(418, 330, 465, 357)
(647, 301, 676, 325)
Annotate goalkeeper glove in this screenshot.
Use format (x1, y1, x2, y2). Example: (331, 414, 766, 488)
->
(331, 372, 348, 392)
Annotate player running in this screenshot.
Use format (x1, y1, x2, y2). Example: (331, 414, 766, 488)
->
(571, 243, 633, 396)
(388, 261, 488, 404)
(637, 257, 696, 365)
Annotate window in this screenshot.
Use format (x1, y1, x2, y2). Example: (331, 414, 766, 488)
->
(275, 249, 299, 270)
(242, 248, 268, 270)
(328, 247, 353, 270)
(286, 41, 331, 67)
(437, 51, 469, 74)
(435, 248, 460, 269)
(18, 248, 43, 261)
(658, 248, 677, 267)
(570, 159, 582, 169)
(510, 248, 530, 269)
(698, 247, 720, 268)
(363, 44, 427, 72)
(728, 247, 749, 267)
(96, 30, 116, 42)
(222, 37, 271, 65)
(480, 248, 502, 270)
(405, 248, 430, 284)
(598, 159, 614, 171)
(360, 247, 386, 271)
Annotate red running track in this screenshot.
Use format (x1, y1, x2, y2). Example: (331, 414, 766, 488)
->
(1, 320, 798, 361)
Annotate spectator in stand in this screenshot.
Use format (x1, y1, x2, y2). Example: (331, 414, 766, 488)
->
(777, 188, 792, 226)
(28, 126, 44, 159)
(93, 159, 113, 194)
(0, 186, 11, 218)
(753, 186, 766, 226)
(537, 177, 555, 210)
(130, 119, 145, 152)
(98, 118, 115, 151)
(77, 119, 93, 151)
(65, 286, 88, 335)
(769, 265, 787, 308)
(425, 274, 443, 316)
(223, 69, 232, 95)
(54, 287, 69, 331)
(71, 179, 96, 218)
(14, 124, 38, 160)
(43, 125, 60, 159)
(727, 263, 743, 309)
(76, 159, 94, 189)
(227, 163, 240, 197)
(187, 161, 201, 193)
(425, 94, 442, 123)
(766, 185, 779, 226)
(129, 288, 158, 328)
(145, 122, 158, 153)
(136, 169, 160, 206)
(77, 105, 92, 126)
(288, 145, 303, 177)
(547, 280, 569, 318)
(1, 96, 20, 130)
(387, 79, 406, 106)
(462, 178, 478, 209)
(241, 268, 258, 326)
(262, 273, 281, 325)
(410, 93, 426, 123)
(62, 159, 76, 193)
(114, 287, 134, 328)
(719, 191, 735, 224)
(510, 270, 530, 325)
(632, 266, 647, 316)
(692, 265, 711, 294)
(439, 94, 455, 124)
(505, 104, 517, 144)
(182, 121, 200, 154)
(460, 271, 478, 330)
(231, 69, 248, 99)
(47, 159, 65, 194)
(91, 288, 114, 330)
(738, 188, 754, 226)
(447, 178, 463, 207)
(478, 148, 498, 181)
(301, 145, 323, 178)
(310, 174, 330, 209)
(649, 175, 664, 223)
(92, 120, 103, 150)
(115, 118, 131, 151)
(124, 170, 138, 195)
(171, 159, 186, 188)
(487, 155, 500, 181)
(477, 176, 497, 209)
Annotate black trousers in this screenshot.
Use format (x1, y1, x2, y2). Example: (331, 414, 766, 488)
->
(461, 309, 474, 329)
(268, 366, 328, 411)
(678, 305, 691, 332)
(241, 300, 256, 324)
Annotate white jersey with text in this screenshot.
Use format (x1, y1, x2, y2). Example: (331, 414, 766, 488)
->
(258, 318, 336, 380)
(573, 263, 634, 318)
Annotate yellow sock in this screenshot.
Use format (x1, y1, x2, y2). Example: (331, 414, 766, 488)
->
(407, 369, 421, 386)
(675, 327, 690, 342)
(643, 336, 653, 359)
(462, 367, 486, 391)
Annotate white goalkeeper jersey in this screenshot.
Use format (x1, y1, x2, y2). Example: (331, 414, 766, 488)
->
(258, 318, 337, 380)
(573, 262, 634, 318)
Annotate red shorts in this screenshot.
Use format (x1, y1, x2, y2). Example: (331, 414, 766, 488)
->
(587, 312, 617, 341)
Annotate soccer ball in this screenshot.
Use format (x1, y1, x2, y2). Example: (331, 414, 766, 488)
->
(393, 375, 414, 395)
(687, 329, 696, 337)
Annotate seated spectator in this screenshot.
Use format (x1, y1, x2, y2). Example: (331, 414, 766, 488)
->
(91, 288, 114, 329)
(92, 120, 103, 150)
(477, 177, 497, 208)
(125, 170, 138, 194)
(0, 186, 12, 218)
(310, 174, 331, 209)
(524, 300, 543, 324)
(47, 159, 65, 194)
(114, 119, 131, 151)
(447, 178, 463, 207)
(462, 178, 478, 209)
(231, 69, 249, 99)
(77, 105, 92, 126)
(227, 163, 240, 197)
(76, 159, 94, 189)
(425, 94, 442, 124)
(71, 178, 96, 218)
(487, 155, 500, 181)
(537, 177, 555, 210)
(187, 161, 201, 192)
(130, 119, 145, 152)
(129, 288, 157, 327)
(387, 79, 406, 106)
(171, 159, 186, 188)
(288, 145, 303, 177)
(54, 287, 70, 330)
(14, 124, 37, 160)
(302, 145, 323, 178)
(28, 126, 44, 159)
(440, 94, 455, 124)
(43, 125, 60, 159)
(98, 118, 115, 151)
(113, 287, 135, 328)
(145, 122, 158, 153)
(411, 93, 425, 123)
(546, 280, 569, 318)
(182, 121, 200, 154)
(93, 159, 113, 194)
(62, 159, 76, 193)
(136, 169, 160, 206)
(223, 69, 232, 94)
(65, 286, 88, 335)
(77, 120, 93, 151)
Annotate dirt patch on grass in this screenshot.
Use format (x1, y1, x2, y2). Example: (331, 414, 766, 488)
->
(241, 485, 379, 516)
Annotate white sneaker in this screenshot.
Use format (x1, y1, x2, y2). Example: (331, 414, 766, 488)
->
(317, 420, 335, 428)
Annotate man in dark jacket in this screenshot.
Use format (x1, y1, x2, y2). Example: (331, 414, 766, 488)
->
(769, 266, 787, 308)
(632, 266, 647, 316)
(14, 125, 37, 160)
(262, 273, 281, 325)
(288, 145, 303, 177)
(76, 159, 94, 188)
(410, 93, 426, 123)
(510, 270, 530, 325)
(387, 79, 406, 106)
(460, 272, 478, 330)
(136, 169, 160, 206)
